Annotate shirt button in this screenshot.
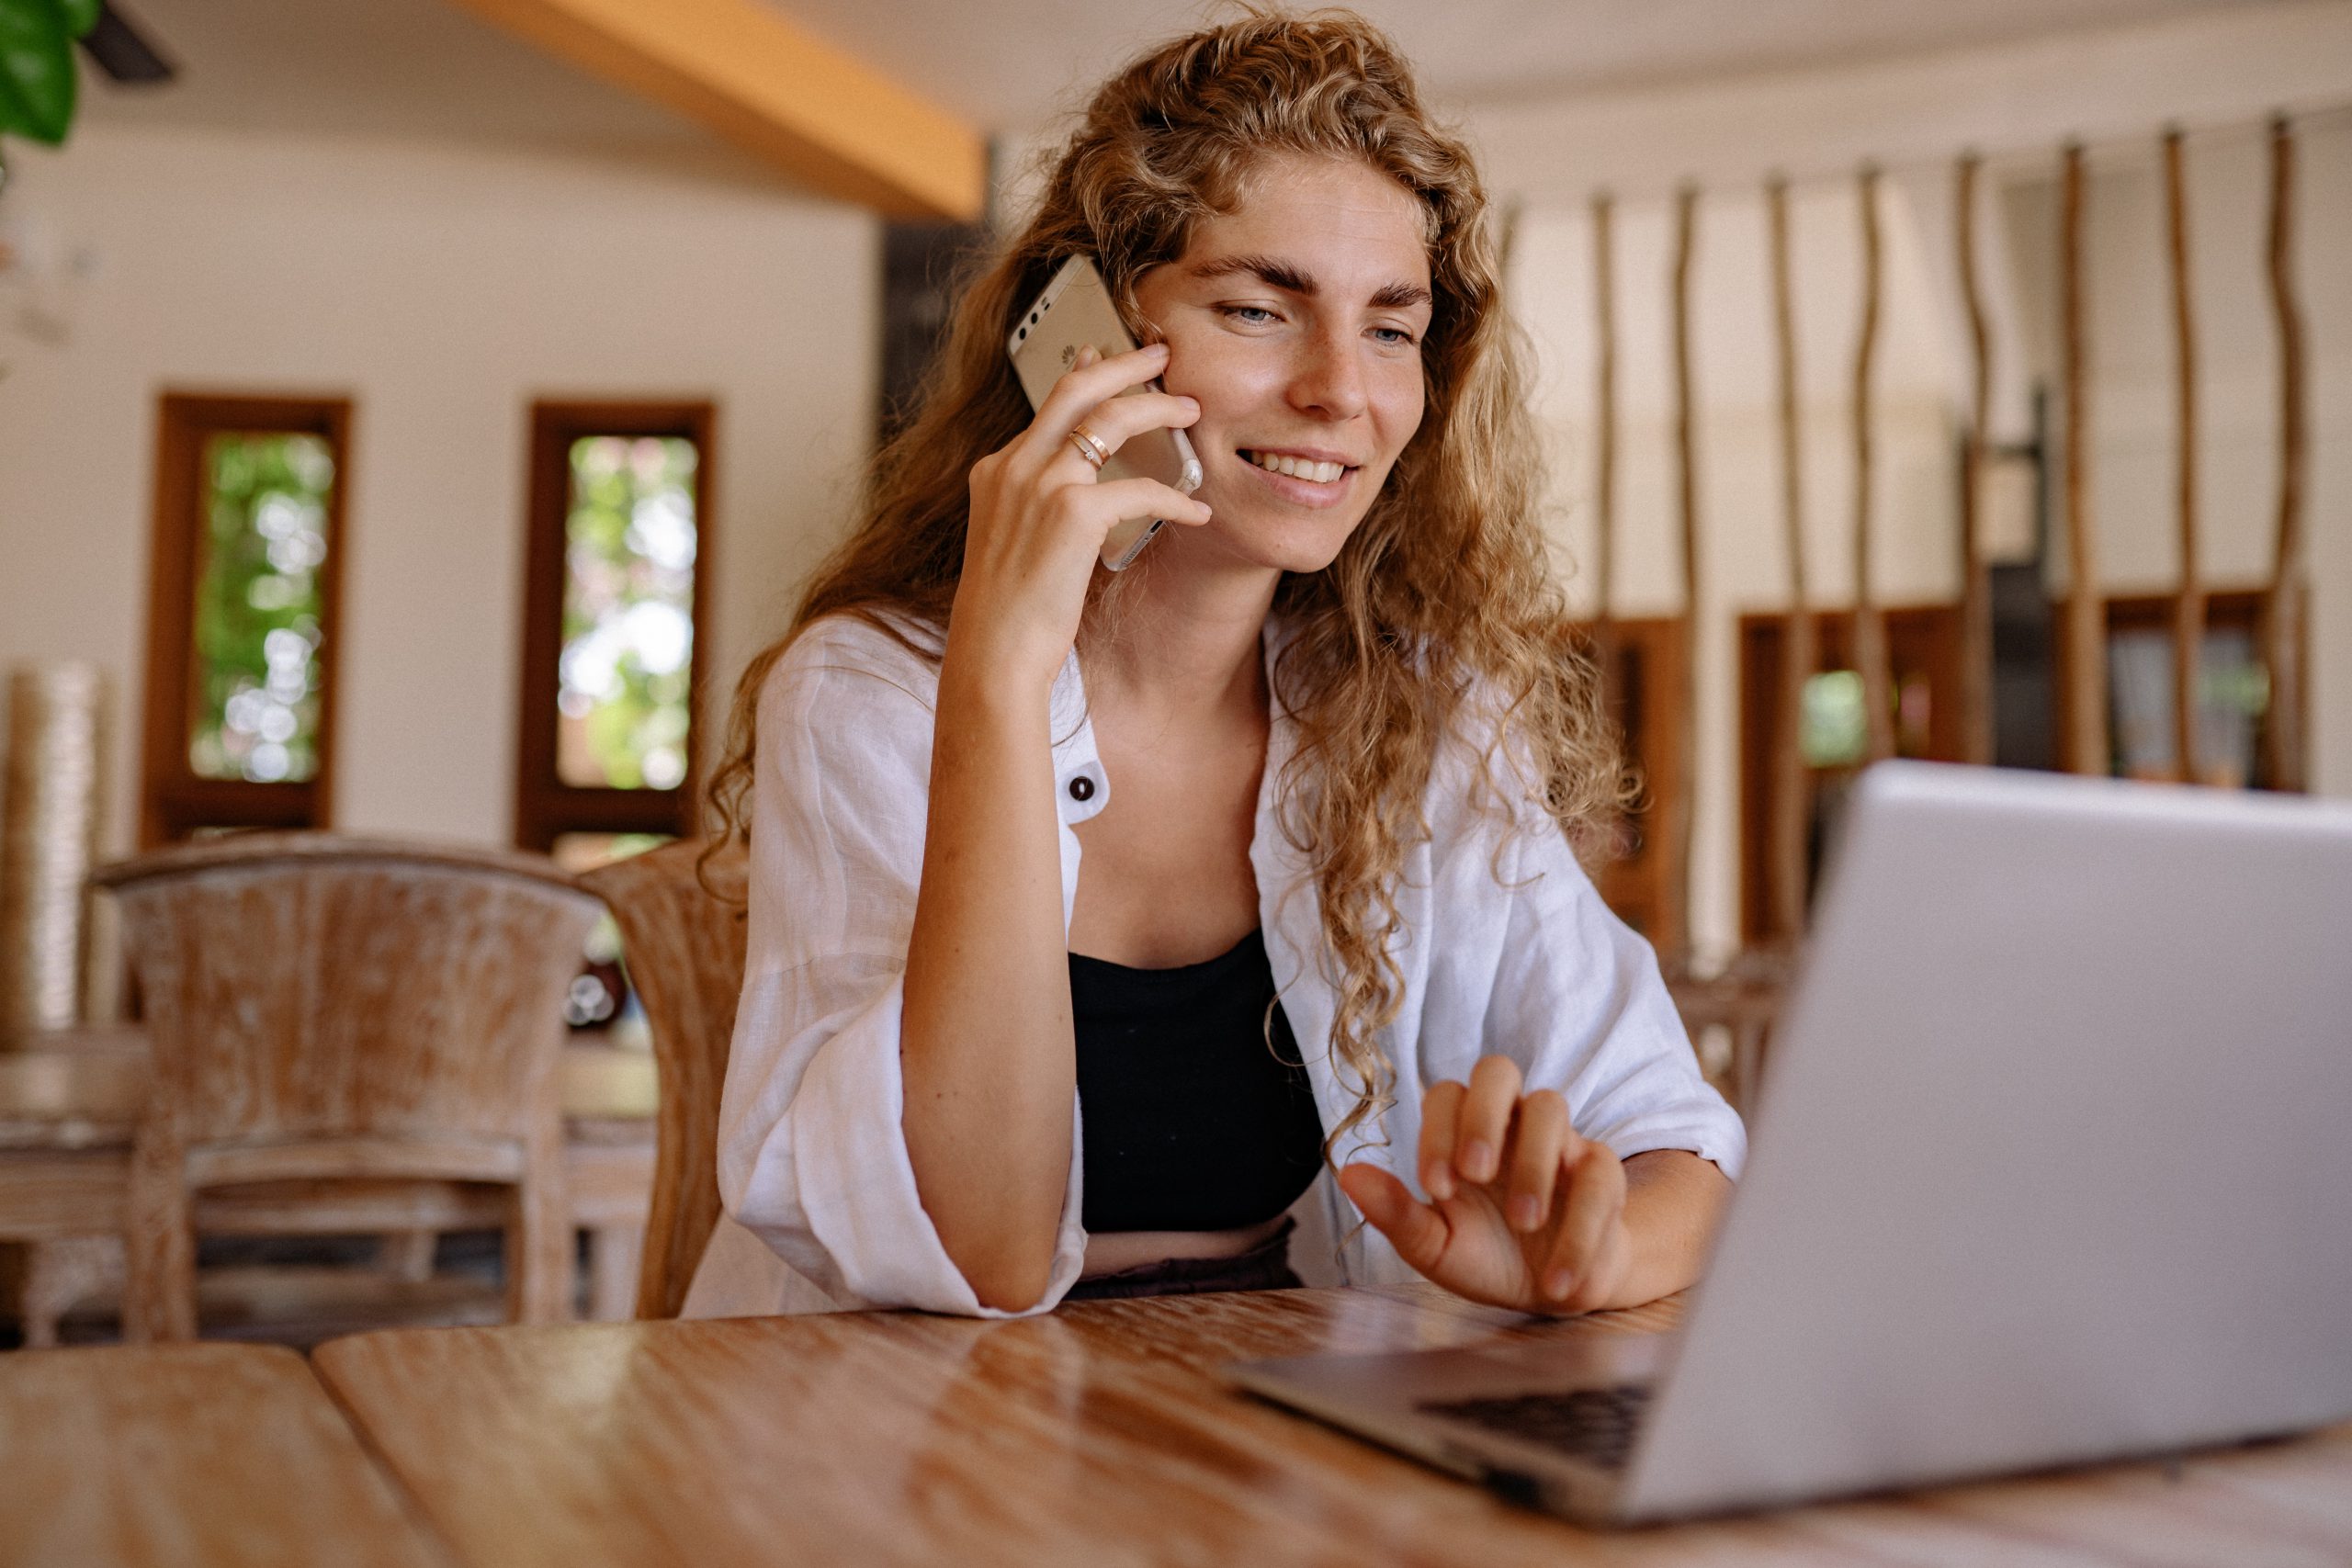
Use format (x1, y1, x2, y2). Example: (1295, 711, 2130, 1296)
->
(1068, 775, 1095, 803)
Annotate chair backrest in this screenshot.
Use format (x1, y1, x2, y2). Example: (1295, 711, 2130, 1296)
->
(579, 840, 747, 1318)
(94, 836, 602, 1162)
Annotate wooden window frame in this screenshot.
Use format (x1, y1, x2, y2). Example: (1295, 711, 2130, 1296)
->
(514, 399, 717, 853)
(2050, 588, 2283, 786)
(141, 393, 351, 848)
(1737, 604, 1966, 946)
(1578, 617, 1686, 948)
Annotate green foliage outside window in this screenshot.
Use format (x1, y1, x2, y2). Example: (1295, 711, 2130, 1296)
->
(557, 436, 697, 790)
(188, 433, 332, 784)
(0, 0, 100, 149)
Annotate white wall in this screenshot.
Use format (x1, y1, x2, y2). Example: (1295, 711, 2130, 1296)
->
(0, 123, 879, 858)
(1469, 2, 2352, 964)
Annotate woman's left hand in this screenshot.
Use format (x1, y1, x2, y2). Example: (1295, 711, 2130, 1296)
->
(1337, 1055, 1634, 1314)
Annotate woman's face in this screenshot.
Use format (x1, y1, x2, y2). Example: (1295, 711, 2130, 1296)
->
(1131, 152, 1433, 576)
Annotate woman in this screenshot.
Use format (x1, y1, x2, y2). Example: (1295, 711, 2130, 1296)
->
(684, 11, 1743, 1320)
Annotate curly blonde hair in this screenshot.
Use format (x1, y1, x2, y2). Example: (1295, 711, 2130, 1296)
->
(709, 7, 1625, 1156)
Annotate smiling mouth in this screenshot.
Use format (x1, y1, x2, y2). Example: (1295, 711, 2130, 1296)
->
(1240, 449, 1353, 485)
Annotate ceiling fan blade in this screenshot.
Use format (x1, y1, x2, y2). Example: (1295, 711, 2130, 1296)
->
(78, 1, 175, 85)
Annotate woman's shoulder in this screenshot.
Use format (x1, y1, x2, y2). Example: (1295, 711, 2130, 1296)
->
(763, 609, 947, 714)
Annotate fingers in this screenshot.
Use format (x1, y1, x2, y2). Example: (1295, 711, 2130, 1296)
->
(1418, 1079, 1467, 1201)
(1338, 1162, 1451, 1276)
(1033, 341, 1173, 442)
(1453, 1056, 1523, 1187)
(1055, 389, 1200, 466)
(1505, 1090, 1571, 1234)
(1542, 1139, 1627, 1305)
(1068, 477, 1212, 530)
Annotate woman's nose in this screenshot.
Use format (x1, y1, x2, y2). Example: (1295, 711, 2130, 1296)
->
(1286, 329, 1369, 423)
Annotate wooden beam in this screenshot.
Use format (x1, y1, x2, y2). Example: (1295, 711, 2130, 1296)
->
(1667, 185, 1701, 971)
(1590, 191, 1620, 706)
(1765, 175, 1813, 944)
(1955, 152, 1996, 768)
(2261, 114, 2308, 795)
(446, 0, 985, 221)
(1850, 164, 1895, 765)
(2163, 128, 2203, 785)
(2059, 142, 2109, 777)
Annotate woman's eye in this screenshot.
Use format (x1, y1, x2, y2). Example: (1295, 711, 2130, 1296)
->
(1370, 326, 1418, 347)
(1219, 305, 1281, 326)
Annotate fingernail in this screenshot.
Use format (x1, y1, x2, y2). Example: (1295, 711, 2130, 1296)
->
(1544, 1269, 1575, 1300)
(1509, 1195, 1539, 1232)
(1180, 396, 1200, 412)
(1424, 1163, 1453, 1201)
(1461, 1140, 1496, 1182)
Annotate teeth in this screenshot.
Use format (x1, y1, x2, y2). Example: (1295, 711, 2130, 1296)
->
(1246, 451, 1345, 483)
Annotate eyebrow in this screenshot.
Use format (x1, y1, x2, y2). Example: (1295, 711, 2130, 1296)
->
(1188, 252, 1431, 311)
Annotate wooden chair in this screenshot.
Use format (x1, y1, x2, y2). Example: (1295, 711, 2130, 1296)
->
(91, 835, 604, 1341)
(579, 840, 746, 1318)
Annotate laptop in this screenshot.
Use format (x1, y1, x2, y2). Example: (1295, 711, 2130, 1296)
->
(1231, 761, 2352, 1524)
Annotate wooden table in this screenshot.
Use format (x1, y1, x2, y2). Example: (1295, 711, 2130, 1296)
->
(311, 1282, 2352, 1567)
(0, 1341, 446, 1568)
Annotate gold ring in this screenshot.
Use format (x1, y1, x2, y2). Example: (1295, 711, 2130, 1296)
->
(1068, 424, 1111, 469)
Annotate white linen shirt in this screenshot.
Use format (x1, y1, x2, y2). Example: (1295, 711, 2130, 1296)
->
(681, 613, 1745, 1320)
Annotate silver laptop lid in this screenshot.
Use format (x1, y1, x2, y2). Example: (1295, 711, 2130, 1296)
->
(1624, 761, 2352, 1521)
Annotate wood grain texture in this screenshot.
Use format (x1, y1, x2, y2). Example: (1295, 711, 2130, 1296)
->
(578, 840, 746, 1318)
(91, 835, 604, 1338)
(314, 1281, 2352, 1568)
(0, 1341, 447, 1568)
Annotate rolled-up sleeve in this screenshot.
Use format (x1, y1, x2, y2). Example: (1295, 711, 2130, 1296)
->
(1482, 807, 1747, 1182)
(715, 626, 1089, 1315)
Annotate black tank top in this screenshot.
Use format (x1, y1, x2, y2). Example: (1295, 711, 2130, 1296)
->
(1069, 929, 1326, 1234)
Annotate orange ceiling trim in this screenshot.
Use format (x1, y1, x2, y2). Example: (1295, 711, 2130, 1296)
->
(447, 0, 984, 220)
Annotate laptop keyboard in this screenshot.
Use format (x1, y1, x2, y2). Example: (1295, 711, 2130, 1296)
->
(1416, 1382, 1654, 1472)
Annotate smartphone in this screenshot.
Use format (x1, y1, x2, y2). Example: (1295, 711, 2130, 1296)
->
(1006, 255, 1204, 571)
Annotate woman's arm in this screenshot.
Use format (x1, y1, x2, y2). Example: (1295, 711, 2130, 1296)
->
(897, 658, 1075, 1311)
(898, 344, 1209, 1310)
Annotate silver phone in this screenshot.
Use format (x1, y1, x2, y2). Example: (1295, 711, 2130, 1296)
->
(1006, 255, 1204, 571)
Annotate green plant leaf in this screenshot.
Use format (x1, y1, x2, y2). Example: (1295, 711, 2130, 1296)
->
(56, 0, 100, 39)
(0, 0, 80, 146)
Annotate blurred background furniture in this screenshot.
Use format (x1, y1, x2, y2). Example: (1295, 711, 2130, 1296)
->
(1, 1025, 655, 1346)
(86, 835, 604, 1341)
(579, 839, 746, 1319)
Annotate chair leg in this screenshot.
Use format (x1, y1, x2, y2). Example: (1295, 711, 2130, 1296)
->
(585, 1224, 642, 1322)
(505, 1178, 573, 1325)
(377, 1230, 438, 1282)
(125, 1137, 198, 1342)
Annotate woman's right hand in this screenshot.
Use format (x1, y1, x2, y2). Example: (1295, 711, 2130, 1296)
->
(952, 341, 1210, 691)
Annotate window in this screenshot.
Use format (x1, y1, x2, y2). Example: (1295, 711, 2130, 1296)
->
(1738, 605, 1964, 945)
(140, 394, 350, 846)
(2052, 591, 2282, 790)
(514, 400, 715, 854)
